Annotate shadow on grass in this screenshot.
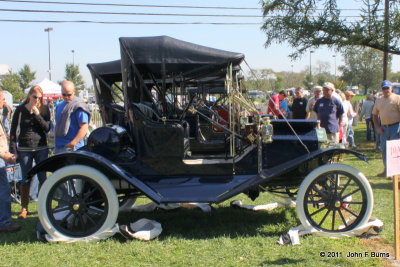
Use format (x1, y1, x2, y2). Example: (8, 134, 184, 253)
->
(0, 217, 41, 244)
(0, 205, 299, 244)
(118, 205, 299, 240)
(370, 182, 395, 191)
(260, 258, 305, 266)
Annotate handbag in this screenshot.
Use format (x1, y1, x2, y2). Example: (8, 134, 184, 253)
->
(6, 163, 22, 183)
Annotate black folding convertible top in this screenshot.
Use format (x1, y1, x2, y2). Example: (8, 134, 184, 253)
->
(119, 35, 245, 76)
(87, 60, 122, 84)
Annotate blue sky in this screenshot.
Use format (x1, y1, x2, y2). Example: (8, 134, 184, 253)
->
(1, 0, 398, 87)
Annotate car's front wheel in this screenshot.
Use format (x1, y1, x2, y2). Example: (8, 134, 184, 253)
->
(38, 165, 119, 241)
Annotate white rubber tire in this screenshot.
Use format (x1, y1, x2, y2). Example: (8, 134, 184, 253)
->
(38, 165, 119, 241)
(296, 163, 373, 232)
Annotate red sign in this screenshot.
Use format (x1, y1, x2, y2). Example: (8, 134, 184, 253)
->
(386, 140, 400, 177)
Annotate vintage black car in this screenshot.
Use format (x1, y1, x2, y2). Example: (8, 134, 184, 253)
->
(29, 36, 373, 241)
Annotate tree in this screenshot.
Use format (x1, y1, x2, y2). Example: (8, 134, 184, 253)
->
(18, 64, 36, 89)
(64, 64, 85, 93)
(0, 71, 25, 101)
(261, 1, 400, 58)
(338, 47, 385, 94)
(303, 73, 314, 91)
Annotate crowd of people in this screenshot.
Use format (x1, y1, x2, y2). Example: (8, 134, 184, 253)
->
(266, 80, 400, 178)
(0, 80, 91, 233)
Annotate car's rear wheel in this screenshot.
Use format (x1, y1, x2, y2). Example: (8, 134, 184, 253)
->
(296, 164, 373, 233)
(38, 165, 119, 240)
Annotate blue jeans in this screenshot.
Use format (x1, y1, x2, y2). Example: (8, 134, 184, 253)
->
(374, 121, 382, 150)
(0, 159, 11, 227)
(366, 118, 375, 141)
(18, 149, 48, 186)
(381, 123, 400, 172)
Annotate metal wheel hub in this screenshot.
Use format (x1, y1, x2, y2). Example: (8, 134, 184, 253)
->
(70, 196, 86, 212)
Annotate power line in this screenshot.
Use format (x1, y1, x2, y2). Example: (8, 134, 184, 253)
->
(0, 8, 375, 19)
(0, 19, 262, 25)
(0, 0, 363, 11)
(0, 0, 261, 10)
(0, 8, 264, 17)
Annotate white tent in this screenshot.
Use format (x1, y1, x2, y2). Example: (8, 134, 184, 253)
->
(24, 78, 61, 96)
(3, 91, 12, 107)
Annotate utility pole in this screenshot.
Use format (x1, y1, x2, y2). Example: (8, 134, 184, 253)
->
(44, 27, 53, 80)
(383, 0, 390, 80)
(309, 50, 314, 77)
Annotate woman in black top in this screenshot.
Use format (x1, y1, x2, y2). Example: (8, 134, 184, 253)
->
(10, 85, 50, 219)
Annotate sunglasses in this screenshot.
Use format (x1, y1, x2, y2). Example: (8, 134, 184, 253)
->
(62, 93, 72, 97)
(382, 87, 390, 90)
(32, 95, 42, 100)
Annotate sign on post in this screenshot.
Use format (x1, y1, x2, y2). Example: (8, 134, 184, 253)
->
(386, 140, 400, 260)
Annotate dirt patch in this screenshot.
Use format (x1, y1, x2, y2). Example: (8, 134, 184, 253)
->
(360, 236, 399, 266)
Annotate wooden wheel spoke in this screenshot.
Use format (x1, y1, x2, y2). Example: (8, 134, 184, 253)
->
(318, 209, 331, 227)
(331, 209, 336, 230)
(310, 205, 327, 216)
(53, 206, 71, 213)
(342, 206, 359, 218)
(311, 185, 328, 199)
(86, 198, 105, 206)
(87, 206, 105, 215)
(339, 178, 352, 197)
(338, 209, 348, 227)
(83, 213, 97, 226)
(342, 188, 361, 200)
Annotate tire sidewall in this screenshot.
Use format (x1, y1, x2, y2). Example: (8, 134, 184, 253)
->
(296, 163, 374, 233)
(38, 165, 119, 240)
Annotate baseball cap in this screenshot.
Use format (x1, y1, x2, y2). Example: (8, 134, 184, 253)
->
(322, 82, 335, 91)
(313, 86, 322, 91)
(381, 80, 391, 88)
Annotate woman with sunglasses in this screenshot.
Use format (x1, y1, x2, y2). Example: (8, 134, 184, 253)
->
(9, 85, 51, 219)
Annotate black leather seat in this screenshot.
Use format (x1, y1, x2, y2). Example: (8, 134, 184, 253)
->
(130, 103, 190, 159)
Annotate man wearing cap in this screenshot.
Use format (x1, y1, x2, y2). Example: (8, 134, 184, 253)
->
(306, 86, 322, 120)
(372, 80, 400, 177)
(313, 82, 344, 144)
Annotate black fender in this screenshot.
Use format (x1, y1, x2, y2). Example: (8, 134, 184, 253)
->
(214, 147, 368, 202)
(27, 150, 162, 203)
(263, 147, 367, 178)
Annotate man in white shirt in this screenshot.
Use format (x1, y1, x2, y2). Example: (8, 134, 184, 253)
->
(306, 86, 322, 120)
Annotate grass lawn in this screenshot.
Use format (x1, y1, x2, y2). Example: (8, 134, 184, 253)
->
(0, 122, 396, 267)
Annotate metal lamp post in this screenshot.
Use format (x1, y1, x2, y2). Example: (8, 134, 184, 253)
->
(72, 50, 75, 65)
(332, 55, 337, 82)
(44, 27, 53, 80)
(309, 50, 314, 77)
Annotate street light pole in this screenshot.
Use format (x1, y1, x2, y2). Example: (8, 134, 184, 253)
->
(72, 50, 75, 65)
(309, 50, 314, 77)
(44, 27, 53, 80)
(332, 55, 337, 82)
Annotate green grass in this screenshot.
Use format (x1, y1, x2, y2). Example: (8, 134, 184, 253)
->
(0, 122, 394, 267)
